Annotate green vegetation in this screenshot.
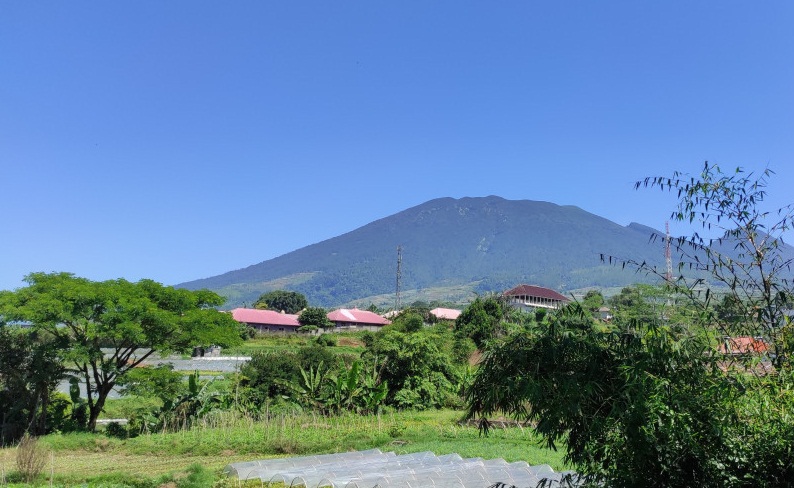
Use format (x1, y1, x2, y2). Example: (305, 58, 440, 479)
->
(253, 290, 308, 314)
(298, 306, 332, 329)
(0, 274, 244, 434)
(223, 331, 365, 357)
(0, 410, 565, 486)
(180, 196, 694, 308)
(3, 163, 793, 486)
(467, 163, 794, 486)
(454, 294, 506, 348)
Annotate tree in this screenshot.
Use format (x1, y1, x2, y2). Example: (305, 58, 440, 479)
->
(608, 284, 664, 324)
(0, 327, 66, 442)
(116, 364, 184, 404)
(366, 328, 459, 410)
(0, 273, 244, 431)
(633, 162, 794, 367)
(466, 305, 747, 486)
(240, 351, 301, 402)
(298, 307, 332, 329)
(253, 290, 308, 314)
(454, 295, 504, 348)
(390, 312, 424, 333)
(581, 289, 605, 316)
(466, 163, 794, 484)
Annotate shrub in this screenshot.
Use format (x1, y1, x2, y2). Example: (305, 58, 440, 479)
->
(15, 433, 47, 484)
(315, 333, 337, 347)
(104, 421, 130, 439)
(467, 305, 747, 486)
(366, 329, 459, 410)
(240, 351, 301, 402)
(297, 344, 337, 370)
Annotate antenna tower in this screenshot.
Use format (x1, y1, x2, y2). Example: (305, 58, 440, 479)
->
(395, 245, 403, 311)
(665, 221, 673, 283)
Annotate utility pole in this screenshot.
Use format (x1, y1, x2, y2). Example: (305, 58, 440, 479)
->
(665, 221, 673, 283)
(395, 245, 403, 311)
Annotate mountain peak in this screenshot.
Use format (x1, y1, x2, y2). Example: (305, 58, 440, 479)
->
(179, 197, 671, 308)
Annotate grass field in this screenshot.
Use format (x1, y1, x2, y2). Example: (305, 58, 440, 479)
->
(0, 410, 566, 487)
(222, 332, 366, 357)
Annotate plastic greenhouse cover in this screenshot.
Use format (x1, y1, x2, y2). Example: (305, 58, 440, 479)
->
(224, 449, 580, 487)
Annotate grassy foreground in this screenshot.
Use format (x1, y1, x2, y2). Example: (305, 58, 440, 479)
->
(0, 410, 565, 487)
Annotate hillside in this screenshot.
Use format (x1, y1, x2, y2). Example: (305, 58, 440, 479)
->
(178, 196, 683, 308)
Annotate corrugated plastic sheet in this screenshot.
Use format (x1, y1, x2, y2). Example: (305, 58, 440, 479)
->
(224, 449, 580, 487)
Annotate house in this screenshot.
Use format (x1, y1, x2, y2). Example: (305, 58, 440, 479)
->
(230, 308, 301, 333)
(327, 308, 391, 332)
(429, 307, 461, 322)
(503, 284, 570, 311)
(718, 336, 770, 357)
(598, 306, 613, 322)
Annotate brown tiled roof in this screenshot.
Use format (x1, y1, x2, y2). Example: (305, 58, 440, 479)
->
(503, 284, 569, 302)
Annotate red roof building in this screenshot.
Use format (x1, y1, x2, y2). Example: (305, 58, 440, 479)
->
(718, 336, 770, 356)
(327, 308, 391, 331)
(503, 284, 570, 311)
(231, 308, 301, 333)
(430, 307, 462, 321)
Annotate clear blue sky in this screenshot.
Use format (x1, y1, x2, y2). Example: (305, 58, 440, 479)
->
(2, 2, 792, 292)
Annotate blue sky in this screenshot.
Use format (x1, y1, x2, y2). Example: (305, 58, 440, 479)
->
(2, 2, 792, 292)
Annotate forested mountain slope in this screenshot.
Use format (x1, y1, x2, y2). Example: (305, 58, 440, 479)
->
(178, 196, 689, 308)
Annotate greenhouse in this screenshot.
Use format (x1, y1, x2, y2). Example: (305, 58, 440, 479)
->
(224, 449, 578, 487)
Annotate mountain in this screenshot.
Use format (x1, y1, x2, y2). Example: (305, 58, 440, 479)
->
(178, 196, 686, 308)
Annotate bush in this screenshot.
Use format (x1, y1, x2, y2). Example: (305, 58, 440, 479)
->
(390, 312, 425, 333)
(297, 344, 337, 370)
(315, 333, 337, 347)
(366, 329, 459, 410)
(467, 303, 794, 486)
(240, 351, 301, 402)
(104, 421, 130, 439)
(176, 463, 215, 488)
(15, 433, 47, 484)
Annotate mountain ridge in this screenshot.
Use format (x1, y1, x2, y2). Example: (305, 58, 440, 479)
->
(179, 196, 678, 307)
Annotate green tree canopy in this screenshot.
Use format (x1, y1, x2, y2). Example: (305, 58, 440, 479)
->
(298, 307, 332, 328)
(390, 312, 425, 333)
(467, 163, 794, 484)
(581, 289, 605, 314)
(365, 327, 459, 410)
(0, 327, 66, 441)
(454, 295, 504, 348)
(635, 162, 794, 366)
(253, 290, 308, 314)
(0, 272, 244, 431)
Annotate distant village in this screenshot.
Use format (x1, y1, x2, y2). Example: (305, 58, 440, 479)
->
(230, 283, 572, 333)
(226, 282, 773, 365)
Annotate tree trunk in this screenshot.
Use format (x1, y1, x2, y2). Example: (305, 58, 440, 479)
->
(87, 382, 114, 432)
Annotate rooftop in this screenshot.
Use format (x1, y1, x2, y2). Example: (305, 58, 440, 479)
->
(503, 284, 570, 302)
(230, 308, 300, 327)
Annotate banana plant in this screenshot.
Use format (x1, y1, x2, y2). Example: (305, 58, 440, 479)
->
(357, 368, 388, 414)
(280, 361, 328, 411)
(159, 370, 223, 431)
(325, 359, 388, 414)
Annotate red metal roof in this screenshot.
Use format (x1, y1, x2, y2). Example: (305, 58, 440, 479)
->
(718, 336, 770, 355)
(430, 307, 462, 320)
(231, 308, 300, 327)
(503, 284, 570, 302)
(327, 308, 391, 326)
